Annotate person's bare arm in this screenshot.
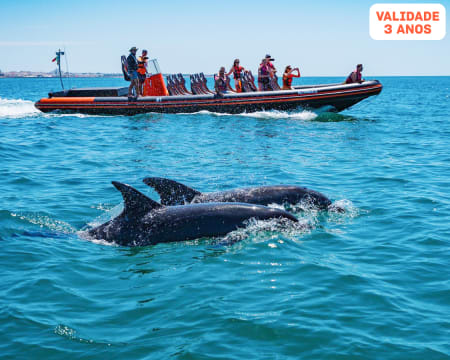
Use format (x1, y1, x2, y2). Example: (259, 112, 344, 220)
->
(214, 76, 219, 92)
(292, 68, 301, 77)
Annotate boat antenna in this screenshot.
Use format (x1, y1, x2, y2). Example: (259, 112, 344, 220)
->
(55, 48, 65, 90)
(63, 47, 71, 89)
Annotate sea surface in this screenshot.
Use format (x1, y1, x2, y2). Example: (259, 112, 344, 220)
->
(0, 76, 449, 359)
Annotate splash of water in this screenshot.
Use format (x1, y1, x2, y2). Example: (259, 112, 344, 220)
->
(188, 109, 318, 120)
(0, 98, 40, 118)
(219, 217, 311, 245)
(10, 211, 77, 233)
(0, 96, 320, 121)
(0, 97, 105, 119)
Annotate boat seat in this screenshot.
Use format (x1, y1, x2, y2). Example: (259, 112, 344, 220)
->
(199, 73, 214, 94)
(270, 75, 281, 91)
(191, 73, 207, 94)
(172, 75, 186, 95)
(166, 75, 176, 95)
(177, 74, 192, 94)
(190, 75, 200, 95)
(193, 74, 206, 94)
(241, 71, 257, 92)
(121, 55, 130, 81)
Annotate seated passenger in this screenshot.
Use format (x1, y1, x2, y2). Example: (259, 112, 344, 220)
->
(282, 65, 301, 90)
(227, 59, 245, 92)
(345, 64, 364, 84)
(258, 58, 273, 91)
(214, 67, 230, 94)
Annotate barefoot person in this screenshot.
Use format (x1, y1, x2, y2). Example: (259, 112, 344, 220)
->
(127, 47, 140, 98)
(282, 65, 301, 90)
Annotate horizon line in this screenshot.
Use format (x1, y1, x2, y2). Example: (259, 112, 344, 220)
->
(1, 74, 449, 78)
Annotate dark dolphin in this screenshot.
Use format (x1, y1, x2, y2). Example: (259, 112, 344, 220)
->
(143, 177, 340, 211)
(88, 181, 298, 246)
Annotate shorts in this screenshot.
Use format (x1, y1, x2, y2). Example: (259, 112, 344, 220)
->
(138, 73, 146, 82)
(129, 70, 138, 80)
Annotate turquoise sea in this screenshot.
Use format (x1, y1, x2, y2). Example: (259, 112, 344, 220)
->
(0, 76, 449, 359)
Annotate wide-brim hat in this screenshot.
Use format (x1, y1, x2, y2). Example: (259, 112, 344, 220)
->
(129, 47, 138, 52)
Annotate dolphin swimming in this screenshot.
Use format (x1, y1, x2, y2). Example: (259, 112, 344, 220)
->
(88, 181, 298, 246)
(143, 177, 339, 211)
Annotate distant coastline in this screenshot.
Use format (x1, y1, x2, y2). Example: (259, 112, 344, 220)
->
(0, 71, 448, 79)
(0, 70, 122, 78)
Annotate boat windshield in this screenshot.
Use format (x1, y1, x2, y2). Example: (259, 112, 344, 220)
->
(148, 59, 161, 74)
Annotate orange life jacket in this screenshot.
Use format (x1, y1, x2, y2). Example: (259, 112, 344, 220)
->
(137, 56, 147, 75)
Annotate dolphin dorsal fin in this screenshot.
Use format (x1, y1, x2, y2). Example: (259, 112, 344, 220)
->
(143, 177, 201, 205)
(112, 181, 162, 216)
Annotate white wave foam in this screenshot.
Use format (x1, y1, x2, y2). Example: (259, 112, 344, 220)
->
(0, 97, 40, 118)
(219, 217, 311, 245)
(187, 109, 318, 121)
(77, 230, 118, 247)
(238, 110, 317, 120)
(0, 97, 107, 119)
(0, 97, 318, 121)
(324, 199, 366, 225)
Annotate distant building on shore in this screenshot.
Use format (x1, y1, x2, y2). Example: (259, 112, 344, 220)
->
(0, 70, 122, 78)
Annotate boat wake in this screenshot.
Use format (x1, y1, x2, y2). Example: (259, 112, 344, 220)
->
(0, 97, 350, 122)
(189, 109, 319, 121)
(0, 97, 102, 119)
(0, 97, 40, 118)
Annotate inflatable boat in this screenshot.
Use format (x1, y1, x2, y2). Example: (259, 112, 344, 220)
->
(35, 59, 382, 115)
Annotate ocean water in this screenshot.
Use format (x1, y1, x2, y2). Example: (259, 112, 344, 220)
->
(0, 76, 449, 359)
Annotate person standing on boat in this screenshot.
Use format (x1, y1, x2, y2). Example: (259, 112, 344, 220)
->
(265, 54, 276, 75)
(214, 67, 232, 94)
(137, 49, 149, 95)
(226, 59, 245, 92)
(345, 64, 364, 84)
(127, 47, 140, 98)
(258, 58, 273, 91)
(282, 65, 301, 90)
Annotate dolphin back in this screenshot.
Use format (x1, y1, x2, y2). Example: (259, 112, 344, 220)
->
(143, 177, 201, 205)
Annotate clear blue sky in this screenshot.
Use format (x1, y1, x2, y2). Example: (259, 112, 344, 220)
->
(0, 0, 449, 75)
